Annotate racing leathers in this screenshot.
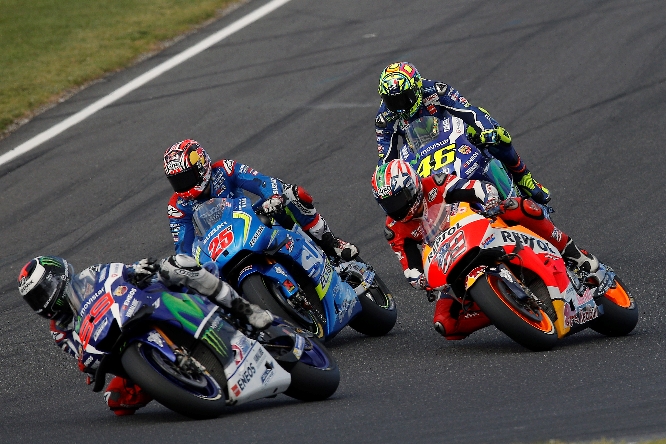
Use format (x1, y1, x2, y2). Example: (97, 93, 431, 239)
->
(383, 173, 584, 340)
(375, 79, 550, 204)
(168, 159, 357, 259)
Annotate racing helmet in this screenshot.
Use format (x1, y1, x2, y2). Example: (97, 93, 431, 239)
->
(378, 62, 423, 118)
(18, 256, 74, 320)
(163, 139, 212, 199)
(371, 159, 424, 222)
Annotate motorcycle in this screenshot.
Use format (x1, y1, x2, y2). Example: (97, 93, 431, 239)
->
(401, 115, 519, 200)
(190, 197, 397, 341)
(420, 201, 638, 351)
(73, 263, 339, 419)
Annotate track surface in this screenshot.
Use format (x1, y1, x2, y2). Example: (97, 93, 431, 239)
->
(1, 1, 665, 442)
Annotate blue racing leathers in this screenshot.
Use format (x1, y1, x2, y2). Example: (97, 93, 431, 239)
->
(168, 160, 325, 255)
(375, 79, 527, 177)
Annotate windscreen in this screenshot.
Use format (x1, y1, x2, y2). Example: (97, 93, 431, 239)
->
(69, 266, 99, 314)
(421, 202, 452, 246)
(192, 198, 230, 237)
(405, 116, 441, 152)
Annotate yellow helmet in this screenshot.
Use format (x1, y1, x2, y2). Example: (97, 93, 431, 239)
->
(378, 62, 423, 117)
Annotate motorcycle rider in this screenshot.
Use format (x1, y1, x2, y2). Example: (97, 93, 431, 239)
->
(371, 159, 598, 340)
(164, 139, 358, 260)
(375, 61, 551, 205)
(17, 254, 273, 416)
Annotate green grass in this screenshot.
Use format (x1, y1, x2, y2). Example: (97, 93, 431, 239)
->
(0, 0, 238, 135)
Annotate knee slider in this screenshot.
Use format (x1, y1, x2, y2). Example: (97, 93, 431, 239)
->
(285, 184, 314, 210)
(520, 198, 545, 220)
(295, 186, 314, 207)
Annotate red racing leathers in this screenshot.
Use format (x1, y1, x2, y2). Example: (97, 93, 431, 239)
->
(384, 173, 570, 340)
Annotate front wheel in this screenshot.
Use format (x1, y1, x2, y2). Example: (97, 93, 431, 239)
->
(241, 274, 325, 339)
(590, 276, 638, 336)
(347, 275, 397, 336)
(121, 342, 226, 419)
(470, 274, 558, 351)
(284, 336, 340, 401)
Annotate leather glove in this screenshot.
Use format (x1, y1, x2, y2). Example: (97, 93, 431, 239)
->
(261, 194, 286, 216)
(481, 183, 501, 214)
(159, 254, 221, 297)
(478, 126, 511, 146)
(50, 320, 77, 357)
(133, 258, 159, 278)
(416, 273, 430, 290)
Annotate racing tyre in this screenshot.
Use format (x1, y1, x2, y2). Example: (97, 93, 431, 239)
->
(347, 274, 397, 336)
(470, 274, 558, 352)
(241, 274, 326, 339)
(121, 342, 226, 419)
(283, 336, 340, 401)
(590, 277, 638, 336)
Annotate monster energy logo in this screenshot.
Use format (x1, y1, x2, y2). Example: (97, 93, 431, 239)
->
(39, 257, 62, 268)
(201, 328, 228, 357)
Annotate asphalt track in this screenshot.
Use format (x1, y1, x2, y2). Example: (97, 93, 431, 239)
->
(1, 0, 665, 442)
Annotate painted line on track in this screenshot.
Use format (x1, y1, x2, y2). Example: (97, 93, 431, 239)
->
(0, 0, 292, 167)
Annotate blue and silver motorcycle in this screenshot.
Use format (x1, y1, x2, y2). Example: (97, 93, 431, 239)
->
(73, 263, 339, 419)
(191, 197, 397, 341)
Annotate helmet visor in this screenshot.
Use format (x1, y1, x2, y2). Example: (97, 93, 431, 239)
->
(23, 274, 67, 317)
(167, 167, 200, 193)
(382, 90, 418, 113)
(378, 187, 419, 221)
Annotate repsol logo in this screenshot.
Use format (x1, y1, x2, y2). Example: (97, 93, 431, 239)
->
(500, 231, 557, 254)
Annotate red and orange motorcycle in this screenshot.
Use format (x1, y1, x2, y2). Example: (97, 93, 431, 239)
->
(421, 201, 637, 351)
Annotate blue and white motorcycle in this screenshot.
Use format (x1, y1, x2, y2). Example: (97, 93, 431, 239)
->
(400, 114, 520, 201)
(73, 264, 339, 419)
(191, 197, 397, 341)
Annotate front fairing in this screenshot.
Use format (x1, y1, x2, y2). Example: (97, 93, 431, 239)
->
(402, 116, 517, 200)
(192, 197, 275, 269)
(421, 203, 490, 289)
(74, 264, 233, 373)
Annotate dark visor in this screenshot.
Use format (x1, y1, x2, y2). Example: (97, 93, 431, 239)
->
(23, 276, 63, 313)
(167, 167, 200, 193)
(378, 188, 418, 221)
(382, 90, 417, 113)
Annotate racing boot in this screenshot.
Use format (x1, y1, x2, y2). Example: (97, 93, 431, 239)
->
(561, 238, 599, 274)
(515, 171, 551, 204)
(319, 231, 359, 261)
(230, 297, 273, 330)
(433, 297, 491, 340)
(104, 376, 152, 416)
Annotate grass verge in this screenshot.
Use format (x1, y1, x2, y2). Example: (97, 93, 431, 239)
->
(0, 0, 241, 137)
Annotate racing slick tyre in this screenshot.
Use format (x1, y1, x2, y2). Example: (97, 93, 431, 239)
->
(282, 336, 340, 401)
(347, 274, 397, 336)
(470, 275, 558, 352)
(241, 274, 326, 339)
(121, 341, 226, 419)
(590, 276, 638, 337)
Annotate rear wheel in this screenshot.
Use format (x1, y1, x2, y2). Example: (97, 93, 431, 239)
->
(241, 274, 326, 339)
(470, 274, 557, 351)
(121, 342, 226, 419)
(590, 276, 638, 336)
